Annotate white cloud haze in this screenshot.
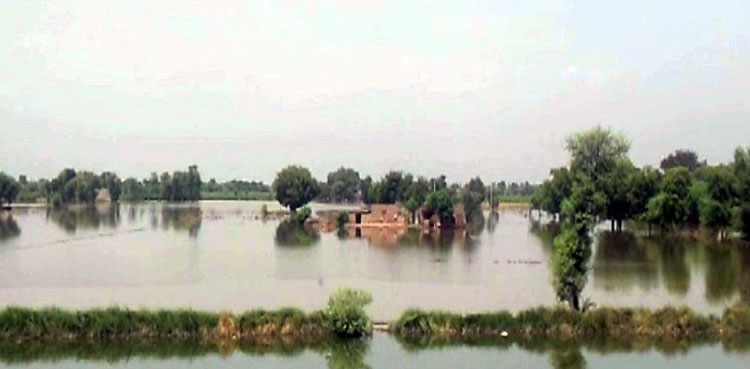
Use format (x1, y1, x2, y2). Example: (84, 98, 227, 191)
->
(1, 0, 749, 183)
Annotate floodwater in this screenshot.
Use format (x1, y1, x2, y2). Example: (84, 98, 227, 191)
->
(1, 333, 749, 369)
(1, 201, 749, 321)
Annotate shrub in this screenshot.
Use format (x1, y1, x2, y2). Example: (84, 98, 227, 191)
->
(295, 207, 312, 224)
(324, 289, 372, 337)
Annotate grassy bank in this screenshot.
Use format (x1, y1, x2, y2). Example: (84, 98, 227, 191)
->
(392, 304, 750, 340)
(0, 290, 372, 343)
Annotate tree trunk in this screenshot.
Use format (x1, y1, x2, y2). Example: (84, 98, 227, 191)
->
(611, 219, 615, 231)
(617, 219, 623, 232)
(570, 294, 580, 312)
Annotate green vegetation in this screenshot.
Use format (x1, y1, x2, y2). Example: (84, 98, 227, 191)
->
(201, 178, 270, 200)
(295, 206, 312, 224)
(660, 149, 706, 172)
(272, 165, 320, 212)
(0, 172, 21, 207)
(324, 289, 373, 337)
(318, 167, 361, 203)
(424, 189, 455, 225)
(392, 304, 750, 340)
(199, 190, 271, 201)
(0, 290, 374, 342)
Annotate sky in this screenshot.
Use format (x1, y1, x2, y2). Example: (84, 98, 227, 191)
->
(1, 0, 749, 184)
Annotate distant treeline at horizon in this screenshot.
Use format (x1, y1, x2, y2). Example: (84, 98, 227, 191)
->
(0, 165, 537, 207)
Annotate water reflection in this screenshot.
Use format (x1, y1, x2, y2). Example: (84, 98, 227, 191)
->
(46, 204, 120, 233)
(275, 220, 321, 246)
(0, 214, 21, 241)
(160, 207, 202, 237)
(486, 211, 499, 233)
(591, 230, 750, 306)
(43, 204, 203, 237)
(0, 338, 370, 369)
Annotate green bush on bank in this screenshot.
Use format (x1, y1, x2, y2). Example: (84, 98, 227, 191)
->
(393, 305, 750, 339)
(324, 288, 373, 337)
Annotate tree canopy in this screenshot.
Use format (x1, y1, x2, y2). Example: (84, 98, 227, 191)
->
(660, 149, 705, 172)
(0, 173, 21, 207)
(272, 165, 320, 212)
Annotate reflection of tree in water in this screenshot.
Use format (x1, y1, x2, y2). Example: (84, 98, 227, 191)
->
(529, 220, 561, 253)
(274, 220, 320, 246)
(651, 236, 690, 295)
(0, 215, 21, 241)
(325, 338, 371, 369)
(46, 204, 120, 233)
(594, 231, 659, 293)
(467, 210, 485, 237)
(486, 211, 499, 233)
(704, 244, 742, 303)
(549, 344, 586, 369)
(161, 207, 202, 237)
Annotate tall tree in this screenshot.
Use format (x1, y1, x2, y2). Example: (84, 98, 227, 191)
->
(272, 165, 320, 212)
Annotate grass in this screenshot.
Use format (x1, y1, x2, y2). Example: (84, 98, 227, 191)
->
(392, 304, 750, 340)
(0, 307, 332, 342)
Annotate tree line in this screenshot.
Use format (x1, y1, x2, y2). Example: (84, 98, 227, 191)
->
(532, 127, 750, 312)
(0, 166, 203, 206)
(533, 146, 750, 240)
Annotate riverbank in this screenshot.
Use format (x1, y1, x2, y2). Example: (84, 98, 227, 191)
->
(392, 304, 750, 340)
(3, 304, 750, 344)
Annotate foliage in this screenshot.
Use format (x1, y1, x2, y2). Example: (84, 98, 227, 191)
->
(735, 204, 750, 239)
(0, 173, 21, 207)
(424, 189, 454, 225)
(369, 171, 408, 204)
(320, 167, 361, 203)
(566, 127, 630, 180)
(295, 206, 312, 224)
(645, 167, 693, 229)
(534, 168, 572, 217)
(272, 165, 319, 212)
(551, 225, 592, 311)
(324, 289, 373, 337)
(460, 177, 485, 221)
(660, 149, 705, 172)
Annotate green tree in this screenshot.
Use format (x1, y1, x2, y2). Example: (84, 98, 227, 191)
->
(646, 167, 694, 229)
(424, 189, 454, 226)
(100, 172, 122, 202)
(0, 172, 21, 207)
(272, 165, 320, 212)
(551, 223, 591, 311)
(566, 127, 630, 180)
(369, 171, 406, 204)
(461, 176, 485, 222)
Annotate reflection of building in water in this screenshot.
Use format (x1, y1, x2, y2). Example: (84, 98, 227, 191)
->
(352, 226, 408, 247)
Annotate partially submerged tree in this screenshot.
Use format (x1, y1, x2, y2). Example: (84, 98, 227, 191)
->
(424, 189, 454, 226)
(272, 165, 320, 212)
(0, 172, 21, 208)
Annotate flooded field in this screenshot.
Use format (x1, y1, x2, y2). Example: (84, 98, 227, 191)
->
(0, 201, 749, 320)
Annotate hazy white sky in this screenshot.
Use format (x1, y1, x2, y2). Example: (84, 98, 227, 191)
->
(1, 0, 749, 183)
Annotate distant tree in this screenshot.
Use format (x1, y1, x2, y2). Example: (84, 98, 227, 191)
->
(359, 176, 373, 204)
(403, 177, 430, 223)
(660, 149, 705, 172)
(369, 171, 406, 204)
(121, 178, 145, 201)
(645, 167, 694, 230)
(100, 172, 122, 202)
(272, 165, 319, 212)
(603, 159, 638, 231)
(627, 166, 662, 218)
(461, 177, 485, 222)
(0, 172, 21, 207)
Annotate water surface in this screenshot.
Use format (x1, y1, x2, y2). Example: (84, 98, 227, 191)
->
(1, 201, 749, 320)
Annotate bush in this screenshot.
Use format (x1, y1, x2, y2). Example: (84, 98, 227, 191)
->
(324, 289, 372, 337)
(295, 207, 312, 224)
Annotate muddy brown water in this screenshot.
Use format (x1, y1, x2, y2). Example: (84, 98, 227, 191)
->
(1, 201, 749, 322)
